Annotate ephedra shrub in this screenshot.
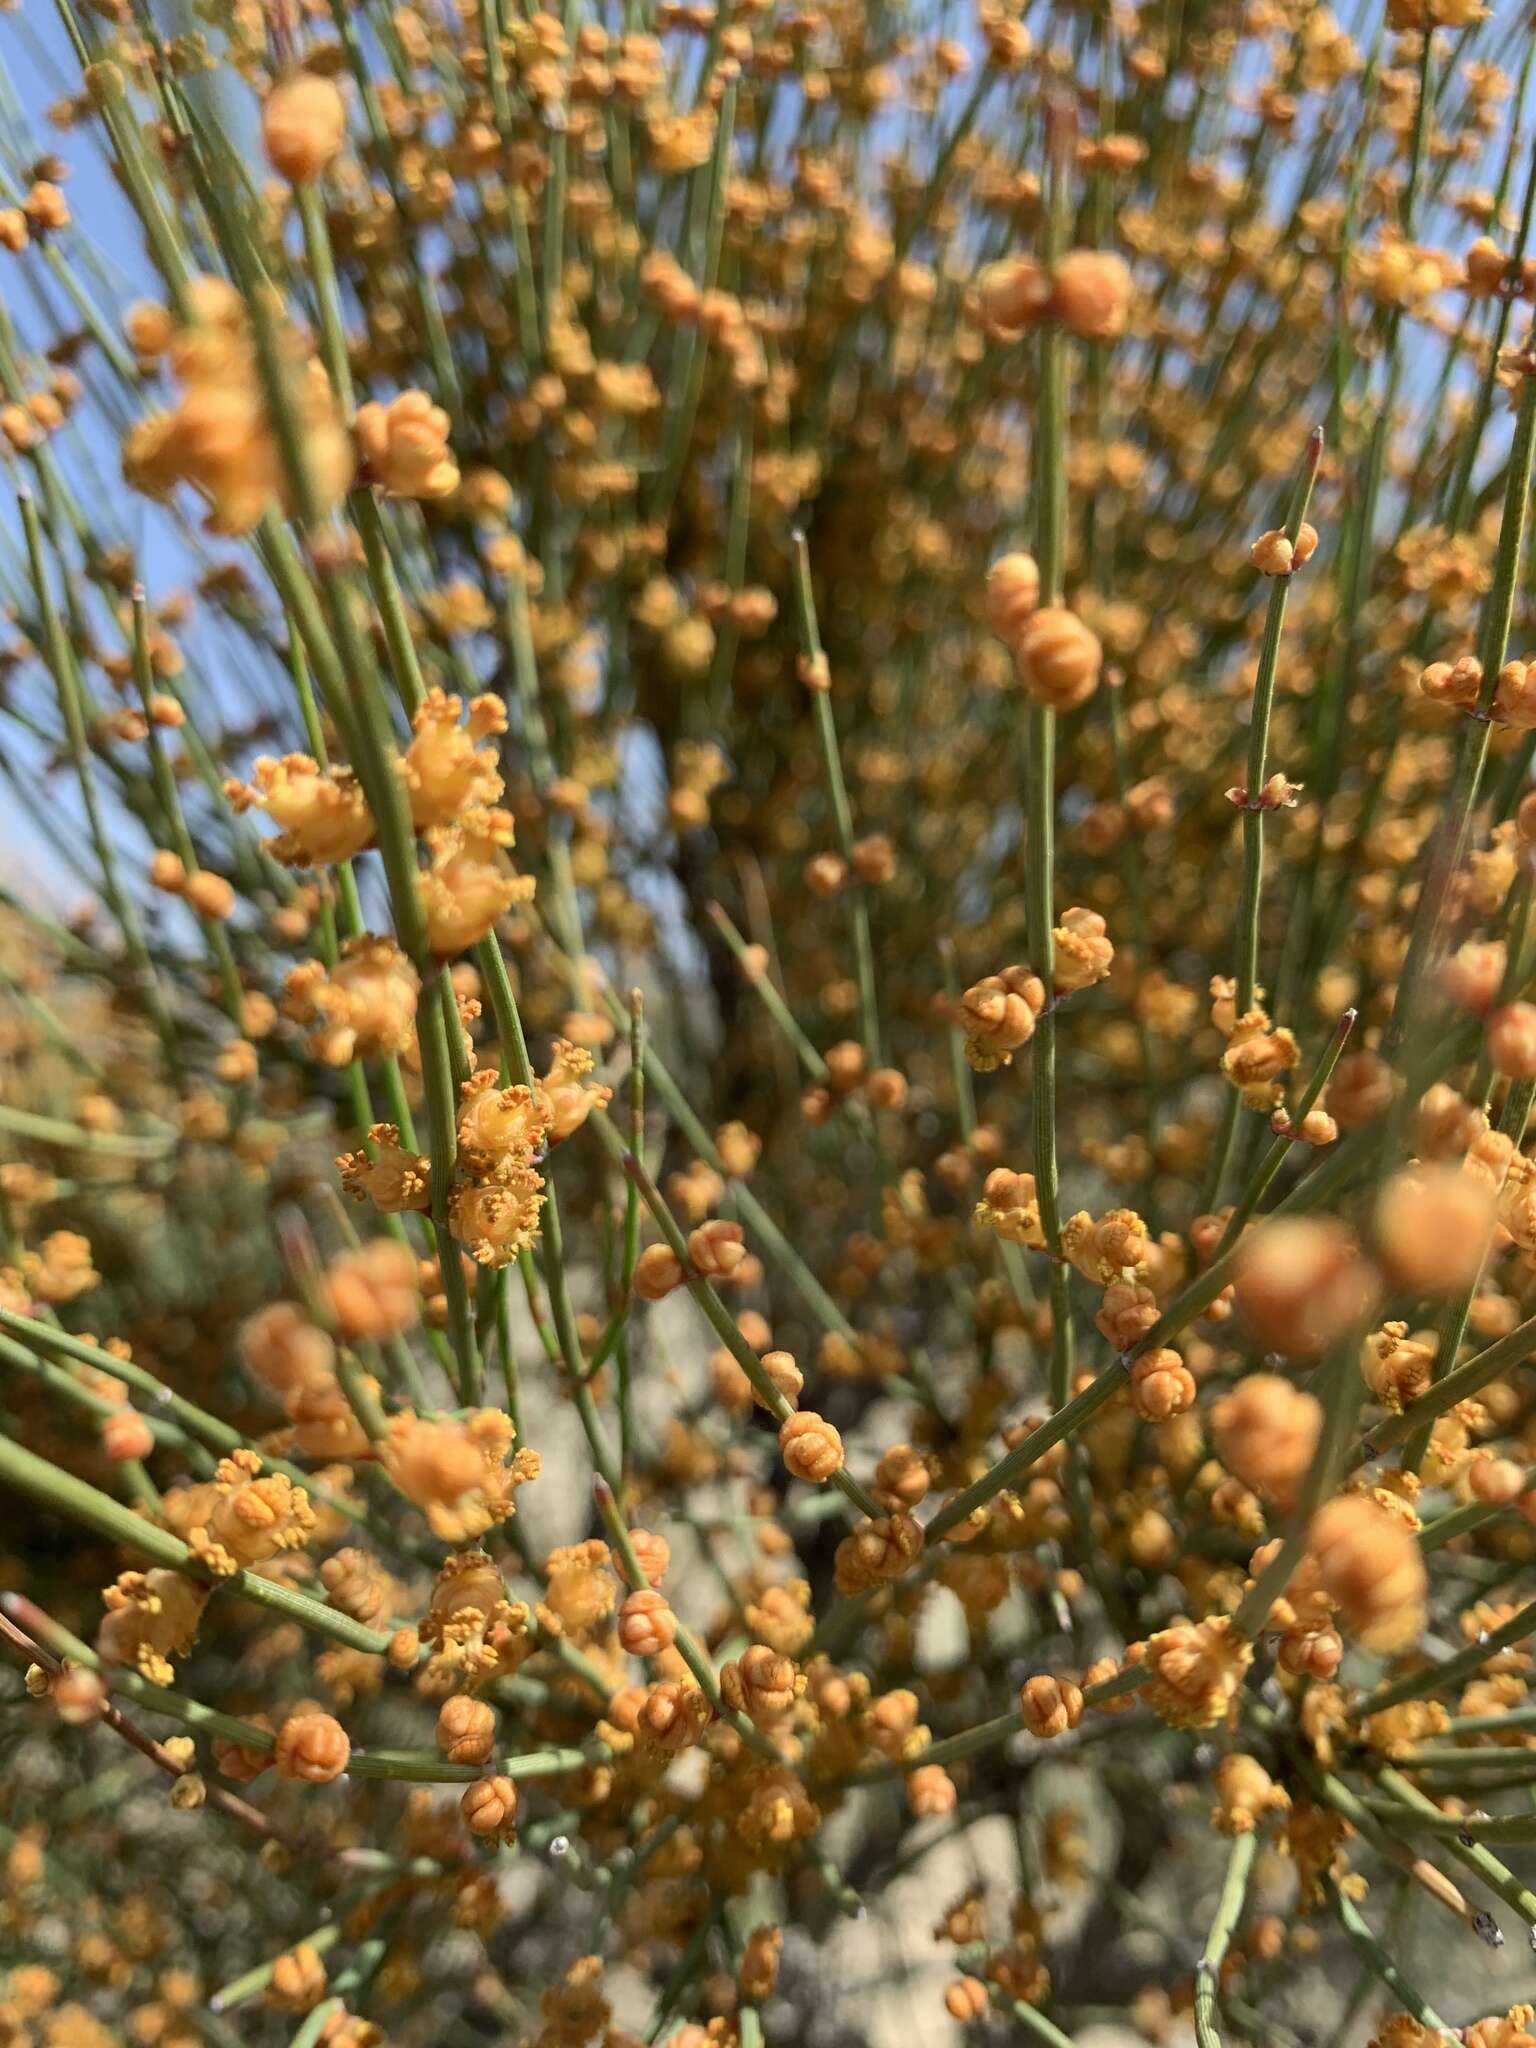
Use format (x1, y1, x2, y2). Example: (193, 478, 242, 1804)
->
(8, 0, 1536, 2041)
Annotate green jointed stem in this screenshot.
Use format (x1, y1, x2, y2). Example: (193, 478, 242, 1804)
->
(1027, 102, 1074, 1411)
(1374, 1764, 1536, 1926)
(1402, 1075, 1536, 1473)
(952, 1944, 1078, 2048)
(345, 1742, 600, 1782)
(297, 180, 355, 415)
(1207, 427, 1324, 1204)
(790, 533, 882, 1069)
(18, 493, 179, 1072)
(613, 989, 643, 1475)
(708, 900, 831, 1083)
(1234, 428, 1324, 1016)
(589, 1110, 882, 1521)
(1324, 1876, 1452, 2035)
(593, 977, 866, 1351)
(1193, 1830, 1257, 2048)
(592, 1476, 777, 1760)
(11, 1601, 275, 1750)
(0, 1431, 394, 1655)
(213, 1927, 342, 2012)
(0, 1307, 376, 1535)
(0, 1105, 172, 1158)
(1363, 1306, 1536, 1462)
(130, 590, 245, 1028)
(847, 1708, 1022, 1784)
(1387, 368, 1536, 1066)
(1358, 1591, 1536, 1718)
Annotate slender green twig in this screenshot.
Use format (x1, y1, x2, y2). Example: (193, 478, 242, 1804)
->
(1323, 1875, 1453, 2035)
(212, 1927, 343, 2012)
(18, 492, 179, 1072)
(789, 533, 882, 1069)
(1206, 425, 1324, 1204)
(592, 1476, 777, 1760)
(0, 1431, 397, 1655)
(1386, 368, 1536, 1066)
(587, 1110, 883, 1521)
(130, 589, 245, 1028)
(1357, 1591, 1536, 1718)
(1025, 98, 1076, 1412)
(1193, 1830, 1257, 2048)
(708, 899, 831, 1083)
